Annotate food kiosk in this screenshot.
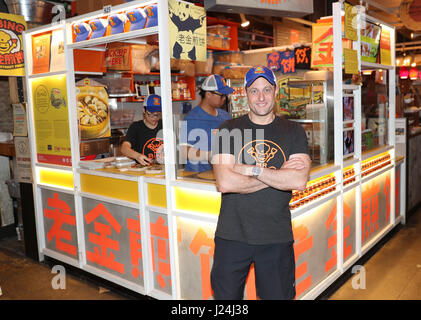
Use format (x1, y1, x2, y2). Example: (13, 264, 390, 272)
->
(23, 0, 405, 300)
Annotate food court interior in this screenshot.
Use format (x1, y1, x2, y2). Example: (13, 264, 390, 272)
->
(1, 0, 421, 301)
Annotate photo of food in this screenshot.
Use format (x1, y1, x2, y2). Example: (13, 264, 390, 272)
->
(76, 78, 110, 140)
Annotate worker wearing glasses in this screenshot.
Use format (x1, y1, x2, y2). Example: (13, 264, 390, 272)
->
(121, 94, 163, 166)
(180, 74, 234, 173)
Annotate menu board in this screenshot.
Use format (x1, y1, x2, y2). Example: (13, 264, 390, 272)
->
(361, 22, 381, 63)
(31, 75, 71, 166)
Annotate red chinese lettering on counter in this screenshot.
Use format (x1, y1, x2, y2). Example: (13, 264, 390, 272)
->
(85, 203, 124, 274)
(44, 193, 77, 256)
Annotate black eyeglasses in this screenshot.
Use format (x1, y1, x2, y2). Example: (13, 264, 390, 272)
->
(212, 91, 226, 98)
(145, 111, 161, 118)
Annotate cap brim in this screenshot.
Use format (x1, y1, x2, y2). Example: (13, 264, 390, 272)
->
(245, 74, 276, 88)
(216, 86, 234, 95)
(145, 106, 162, 113)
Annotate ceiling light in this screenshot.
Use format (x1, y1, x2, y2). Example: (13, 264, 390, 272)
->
(240, 14, 250, 28)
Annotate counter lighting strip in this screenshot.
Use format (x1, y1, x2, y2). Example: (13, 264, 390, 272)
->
(38, 184, 75, 195)
(360, 163, 394, 183)
(291, 190, 340, 220)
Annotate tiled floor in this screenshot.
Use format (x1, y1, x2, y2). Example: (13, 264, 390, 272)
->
(328, 207, 421, 300)
(0, 207, 420, 300)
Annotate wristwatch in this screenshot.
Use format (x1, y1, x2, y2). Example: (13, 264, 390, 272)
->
(251, 166, 262, 178)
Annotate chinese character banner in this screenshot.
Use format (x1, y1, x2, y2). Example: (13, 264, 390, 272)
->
(176, 217, 256, 300)
(149, 211, 172, 295)
(82, 198, 144, 287)
(292, 197, 340, 298)
(361, 171, 391, 246)
(42, 189, 78, 260)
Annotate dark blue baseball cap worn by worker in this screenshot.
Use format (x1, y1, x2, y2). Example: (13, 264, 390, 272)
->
(244, 65, 276, 88)
(201, 74, 234, 95)
(144, 94, 162, 113)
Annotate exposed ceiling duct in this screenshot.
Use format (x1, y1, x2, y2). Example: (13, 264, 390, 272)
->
(5, 0, 54, 25)
(204, 0, 313, 18)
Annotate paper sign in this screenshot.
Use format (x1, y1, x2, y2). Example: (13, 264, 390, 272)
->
(168, 0, 207, 61)
(31, 74, 71, 166)
(12, 103, 27, 136)
(344, 48, 359, 75)
(380, 29, 391, 66)
(344, 3, 357, 41)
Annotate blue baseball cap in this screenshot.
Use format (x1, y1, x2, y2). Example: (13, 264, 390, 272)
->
(144, 4, 158, 28)
(126, 8, 147, 31)
(89, 19, 108, 39)
(108, 14, 127, 35)
(201, 74, 234, 95)
(244, 65, 276, 88)
(73, 22, 91, 42)
(144, 94, 162, 113)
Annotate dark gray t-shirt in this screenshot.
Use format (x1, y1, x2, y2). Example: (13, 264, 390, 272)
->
(212, 115, 309, 245)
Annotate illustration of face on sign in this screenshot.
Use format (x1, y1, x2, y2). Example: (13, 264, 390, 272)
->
(168, 0, 206, 61)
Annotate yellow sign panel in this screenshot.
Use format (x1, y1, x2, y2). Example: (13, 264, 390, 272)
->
(174, 187, 221, 215)
(148, 183, 167, 208)
(0, 13, 26, 76)
(168, 0, 207, 61)
(80, 174, 139, 203)
(31, 75, 71, 166)
(39, 167, 74, 189)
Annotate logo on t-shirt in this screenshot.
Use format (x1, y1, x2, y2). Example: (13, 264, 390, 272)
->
(238, 139, 286, 169)
(143, 137, 163, 159)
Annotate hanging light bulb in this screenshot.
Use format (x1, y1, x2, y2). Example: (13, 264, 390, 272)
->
(240, 14, 250, 28)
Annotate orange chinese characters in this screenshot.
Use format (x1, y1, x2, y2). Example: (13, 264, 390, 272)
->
(188, 227, 257, 300)
(384, 174, 391, 223)
(292, 223, 313, 297)
(189, 228, 214, 300)
(280, 56, 295, 74)
(295, 47, 310, 65)
(85, 203, 124, 274)
(325, 202, 352, 273)
(150, 216, 171, 290)
(361, 183, 380, 242)
(313, 27, 334, 67)
(44, 193, 77, 256)
(127, 216, 143, 279)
